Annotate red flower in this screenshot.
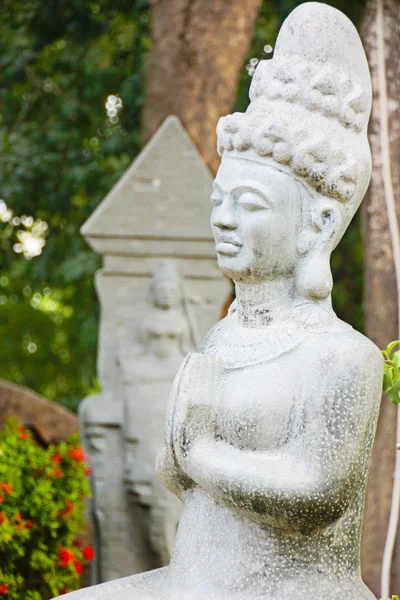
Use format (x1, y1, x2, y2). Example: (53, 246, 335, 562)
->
(52, 467, 64, 479)
(0, 496, 4, 504)
(51, 454, 62, 464)
(25, 520, 34, 530)
(67, 447, 85, 462)
(58, 591, 70, 596)
(16, 523, 24, 530)
(58, 546, 75, 568)
(82, 546, 95, 561)
(74, 560, 83, 575)
(0, 584, 7, 594)
(18, 428, 29, 440)
(0, 483, 12, 495)
(85, 467, 93, 476)
(0, 513, 5, 525)
(15, 513, 22, 521)
(61, 499, 75, 518)
(72, 538, 81, 548)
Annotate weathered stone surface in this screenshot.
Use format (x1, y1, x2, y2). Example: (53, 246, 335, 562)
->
(0, 378, 77, 443)
(121, 260, 190, 565)
(79, 116, 228, 584)
(55, 3, 382, 599)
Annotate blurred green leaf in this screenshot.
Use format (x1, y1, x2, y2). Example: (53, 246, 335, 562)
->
(393, 351, 400, 371)
(383, 368, 394, 393)
(389, 380, 400, 406)
(387, 341, 400, 358)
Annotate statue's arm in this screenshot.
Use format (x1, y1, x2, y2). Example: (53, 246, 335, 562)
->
(155, 354, 197, 499)
(181, 337, 383, 530)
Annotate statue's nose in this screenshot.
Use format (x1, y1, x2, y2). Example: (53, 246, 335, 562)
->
(212, 202, 237, 230)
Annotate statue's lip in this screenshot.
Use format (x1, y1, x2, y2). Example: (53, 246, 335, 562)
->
(215, 237, 242, 246)
(215, 241, 242, 255)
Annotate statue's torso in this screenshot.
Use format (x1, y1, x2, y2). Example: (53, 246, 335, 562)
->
(62, 316, 382, 600)
(159, 316, 381, 600)
(216, 360, 296, 451)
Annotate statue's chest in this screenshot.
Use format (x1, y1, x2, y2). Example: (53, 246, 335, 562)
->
(215, 362, 295, 451)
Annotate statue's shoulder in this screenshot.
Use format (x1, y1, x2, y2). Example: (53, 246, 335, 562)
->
(306, 326, 383, 386)
(322, 326, 382, 363)
(200, 315, 231, 354)
(78, 393, 100, 418)
(79, 392, 122, 426)
(53, 568, 166, 599)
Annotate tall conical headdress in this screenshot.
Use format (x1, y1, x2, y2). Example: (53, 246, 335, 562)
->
(217, 2, 372, 228)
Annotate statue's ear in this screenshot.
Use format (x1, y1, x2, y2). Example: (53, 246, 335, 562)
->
(295, 201, 340, 302)
(297, 201, 342, 256)
(311, 202, 342, 246)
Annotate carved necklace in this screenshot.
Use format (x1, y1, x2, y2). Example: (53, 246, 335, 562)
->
(202, 300, 350, 369)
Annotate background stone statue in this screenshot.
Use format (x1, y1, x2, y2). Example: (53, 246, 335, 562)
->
(79, 260, 195, 583)
(77, 116, 229, 584)
(56, 3, 383, 599)
(120, 260, 192, 566)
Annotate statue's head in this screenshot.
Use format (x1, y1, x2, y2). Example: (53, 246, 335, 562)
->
(149, 260, 181, 310)
(138, 260, 189, 359)
(212, 2, 372, 301)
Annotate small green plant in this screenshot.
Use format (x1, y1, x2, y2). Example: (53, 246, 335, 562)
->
(382, 341, 400, 405)
(382, 596, 400, 600)
(0, 418, 93, 598)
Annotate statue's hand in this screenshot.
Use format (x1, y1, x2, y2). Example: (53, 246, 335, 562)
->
(171, 353, 219, 472)
(158, 353, 220, 495)
(156, 354, 196, 497)
(155, 446, 193, 498)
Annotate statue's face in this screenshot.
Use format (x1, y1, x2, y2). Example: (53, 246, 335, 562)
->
(153, 280, 180, 309)
(211, 157, 301, 284)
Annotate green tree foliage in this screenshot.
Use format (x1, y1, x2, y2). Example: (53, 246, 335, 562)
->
(0, 0, 150, 409)
(0, 0, 365, 410)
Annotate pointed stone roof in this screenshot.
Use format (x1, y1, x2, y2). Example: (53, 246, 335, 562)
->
(81, 116, 214, 255)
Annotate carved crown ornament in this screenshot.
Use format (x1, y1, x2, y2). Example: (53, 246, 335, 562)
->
(217, 50, 371, 208)
(251, 57, 369, 132)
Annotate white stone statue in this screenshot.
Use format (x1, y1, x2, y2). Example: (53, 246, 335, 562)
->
(56, 3, 383, 599)
(120, 261, 191, 566)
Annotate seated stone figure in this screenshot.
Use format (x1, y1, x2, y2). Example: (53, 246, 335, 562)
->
(56, 3, 383, 599)
(121, 260, 191, 566)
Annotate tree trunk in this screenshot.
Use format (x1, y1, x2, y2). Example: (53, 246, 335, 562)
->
(142, 0, 262, 173)
(361, 0, 400, 595)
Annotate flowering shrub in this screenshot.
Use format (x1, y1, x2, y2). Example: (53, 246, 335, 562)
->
(0, 418, 93, 599)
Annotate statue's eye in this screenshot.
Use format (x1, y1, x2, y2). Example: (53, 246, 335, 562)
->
(238, 191, 269, 211)
(210, 195, 223, 207)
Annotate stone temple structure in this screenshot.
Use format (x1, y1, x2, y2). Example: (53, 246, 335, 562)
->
(78, 116, 229, 583)
(56, 3, 383, 599)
